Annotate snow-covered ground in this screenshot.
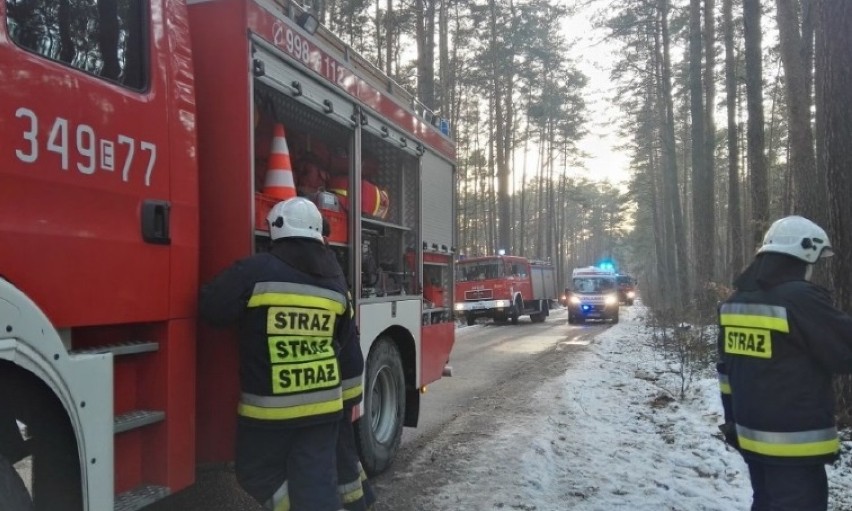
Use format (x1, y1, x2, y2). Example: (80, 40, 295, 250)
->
(426, 305, 852, 511)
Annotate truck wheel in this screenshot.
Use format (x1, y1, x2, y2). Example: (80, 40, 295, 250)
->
(0, 454, 32, 511)
(3, 369, 81, 510)
(530, 301, 548, 323)
(509, 297, 523, 325)
(465, 313, 476, 326)
(355, 337, 405, 476)
(627, 299, 634, 306)
(612, 311, 620, 324)
(567, 313, 575, 325)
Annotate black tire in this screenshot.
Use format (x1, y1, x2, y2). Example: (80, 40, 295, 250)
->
(612, 311, 620, 324)
(530, 300, 548, 323)
(355, 337, 405, 476)
(509, 296, 522, 325)
(0, 454, 32, 511)
(626, 299, 634, 306)
(3, 369, 81, 510)
(465, 313, 476, 327)
(567, 313, 575, 325)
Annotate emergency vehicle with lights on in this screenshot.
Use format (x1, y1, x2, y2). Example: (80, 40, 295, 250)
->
(0, 0, 457, 509)
(454, 255, 556, 326)
(566, 266, 620, 324)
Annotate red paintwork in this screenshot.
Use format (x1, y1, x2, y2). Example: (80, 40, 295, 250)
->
(421, 323, 454, 384)
(0, 0, 455, 498)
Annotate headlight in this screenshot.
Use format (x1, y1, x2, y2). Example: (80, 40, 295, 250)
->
(604, 294, 618, 306)
(454, 303, 465, 311)
(561, 294, 567, 301)
(626, 291, 635, 298)
(569, 296, 580, 305)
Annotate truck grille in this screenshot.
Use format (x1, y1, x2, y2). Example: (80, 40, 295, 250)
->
(465, 289, 493, 300)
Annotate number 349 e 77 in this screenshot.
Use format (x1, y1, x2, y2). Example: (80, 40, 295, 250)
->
(13, 107, 157, 187)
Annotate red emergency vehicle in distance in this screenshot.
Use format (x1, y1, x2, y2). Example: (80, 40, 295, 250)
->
(616, 273, 637, 305)
(0, 0, 456, 509)
(454, 255, 556, 326)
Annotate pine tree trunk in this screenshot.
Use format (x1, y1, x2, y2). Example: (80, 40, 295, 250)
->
(776, 0, 822, 223)
(690, 0, 709, 291)
(743, 0, 769, 248)
(723, 0, 744, 280)
(818, 0, 852, 426)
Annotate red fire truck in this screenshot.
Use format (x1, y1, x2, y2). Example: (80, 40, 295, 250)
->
(0, 0, 457, 508)
(454, 255, 556, 326)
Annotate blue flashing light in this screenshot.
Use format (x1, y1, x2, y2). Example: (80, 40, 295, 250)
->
(582, 305, 590, 311)
(598, 260, 615, 272)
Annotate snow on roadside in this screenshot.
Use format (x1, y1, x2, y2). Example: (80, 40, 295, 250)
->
(429, 305, 852, 511)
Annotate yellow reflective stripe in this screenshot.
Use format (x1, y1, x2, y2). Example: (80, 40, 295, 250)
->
(266, 481, 289, 511)
(253, 282, 347, 305)
(347, 291, 354, 319)
(737, 425, 840, 457)
(738, 436, 840, 457)
(249, 293, 346, 315)
(720, 303, 787, 319)
(242, 388, 341, 408)
(238, 397, 342, 420)
(343, 383, 363, 402)
(338, 479, 364, 504)
(720, 313, 789, 332)
(271, 358, 340, 393)
(720, 303, 789, 332)
(717, 373, 731, 394)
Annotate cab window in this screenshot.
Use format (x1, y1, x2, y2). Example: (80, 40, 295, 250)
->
(6, 0, 148, 90)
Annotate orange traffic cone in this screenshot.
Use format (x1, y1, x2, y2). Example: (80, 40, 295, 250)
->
(264, 123, 297, 200)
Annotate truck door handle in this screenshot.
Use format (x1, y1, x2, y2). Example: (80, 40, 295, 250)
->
(141, 200, 171, 245)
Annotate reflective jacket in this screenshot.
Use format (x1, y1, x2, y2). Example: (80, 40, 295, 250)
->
(717, 254, 852, 465)
(200, 239, 361, 427)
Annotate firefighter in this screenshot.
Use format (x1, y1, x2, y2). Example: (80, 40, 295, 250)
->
(321, 213, 377, 510)
(717, 215, 852, 511)
(199, 197, 359, 511)
(337, 343, 377, 511)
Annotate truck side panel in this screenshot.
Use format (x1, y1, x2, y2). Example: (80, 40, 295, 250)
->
(188, 0, 253, 464)
(530, 264, 556, 300)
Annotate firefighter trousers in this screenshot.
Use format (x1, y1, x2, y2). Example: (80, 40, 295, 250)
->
(747, 460, 828, 511)
(235, 417, 342, 511)
(337, 411, 376, 510)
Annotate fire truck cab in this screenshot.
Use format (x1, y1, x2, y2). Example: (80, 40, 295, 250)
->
(454, 255, 556, 326)
(0, 0, 456, 509)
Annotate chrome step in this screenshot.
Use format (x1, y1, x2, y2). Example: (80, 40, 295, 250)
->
(71, 341, 159, 357)
(114, 410, 166, 434)
(114, 484, 170, 511)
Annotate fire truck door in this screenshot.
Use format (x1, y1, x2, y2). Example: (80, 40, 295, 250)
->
(0, 1, 173, 326)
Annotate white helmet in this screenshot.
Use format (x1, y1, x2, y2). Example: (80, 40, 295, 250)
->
(266, 197, 323, 241)
(757, 215, 833, 263)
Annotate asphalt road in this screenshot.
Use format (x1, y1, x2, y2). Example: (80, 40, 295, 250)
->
(370, 308, 609, 510)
